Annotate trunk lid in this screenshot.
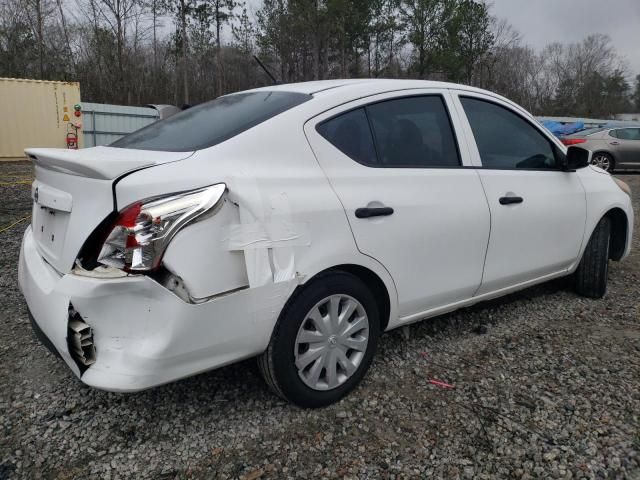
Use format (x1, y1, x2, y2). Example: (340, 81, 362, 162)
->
(27, 147, 193, 273)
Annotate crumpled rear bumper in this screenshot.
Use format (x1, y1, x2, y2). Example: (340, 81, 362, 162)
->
(18, 226, 295, 392)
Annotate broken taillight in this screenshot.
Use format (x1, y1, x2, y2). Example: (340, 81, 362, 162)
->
(97, 184, 226, 272)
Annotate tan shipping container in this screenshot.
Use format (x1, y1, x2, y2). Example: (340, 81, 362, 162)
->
(0, 77, 82, 159)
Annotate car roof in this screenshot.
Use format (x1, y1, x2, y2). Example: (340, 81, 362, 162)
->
(244, 78, 494, 97)
(566, 127, 608, 137)
(241, 79, 524, 118)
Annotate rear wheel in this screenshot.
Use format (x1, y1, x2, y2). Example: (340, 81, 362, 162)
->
(573, 217, 611, 298)
(591, 152, 614, 172)
(258, 271, 380, 407)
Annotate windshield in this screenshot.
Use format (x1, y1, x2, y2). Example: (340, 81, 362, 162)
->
(111, 91, 311, 152)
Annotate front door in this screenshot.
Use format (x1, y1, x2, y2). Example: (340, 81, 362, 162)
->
(305, 91, 491, 318)
(453, 92, 587, 295)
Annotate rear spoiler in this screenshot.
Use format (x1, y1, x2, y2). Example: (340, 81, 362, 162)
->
(25, 147, 159, 180)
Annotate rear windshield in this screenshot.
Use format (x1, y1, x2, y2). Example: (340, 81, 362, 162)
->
(111, 91, 311, 151)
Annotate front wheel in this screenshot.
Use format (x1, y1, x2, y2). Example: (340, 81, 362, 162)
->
(591, 152, 615, 172)
(573, 217, 611, 298)
(258, 271, 380, 407)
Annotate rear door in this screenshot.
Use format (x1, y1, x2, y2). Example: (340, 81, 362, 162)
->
(305, 90, 490, 318)
(452, 92, 586, 295)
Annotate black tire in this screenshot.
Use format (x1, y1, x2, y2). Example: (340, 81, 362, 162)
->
(591, 152, 615, 172)
(573, 217, 611, 298)
(258, 271, 380, 408)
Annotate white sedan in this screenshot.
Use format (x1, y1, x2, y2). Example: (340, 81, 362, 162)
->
(19, 79, 633, 407)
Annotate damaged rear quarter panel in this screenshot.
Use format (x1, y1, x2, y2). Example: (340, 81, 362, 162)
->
(161, 198, 249, 300)
(114, 109, 399, 329)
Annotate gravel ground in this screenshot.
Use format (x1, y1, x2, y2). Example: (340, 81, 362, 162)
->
(1, 161, 639, 479)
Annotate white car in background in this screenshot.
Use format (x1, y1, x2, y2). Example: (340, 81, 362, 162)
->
(19, 79, 633, 407)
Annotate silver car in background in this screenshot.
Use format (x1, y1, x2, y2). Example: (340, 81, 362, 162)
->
(562, 127, 640, 172)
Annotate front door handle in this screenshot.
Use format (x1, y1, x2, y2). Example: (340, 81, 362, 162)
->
(609, 141, 620, 145)
(499, 196, 523, 205)
(355, 207, 394, 218)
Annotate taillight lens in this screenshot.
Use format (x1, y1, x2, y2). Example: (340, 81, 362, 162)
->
(98, 183, 226, 272)
(561, 138, 586, 146)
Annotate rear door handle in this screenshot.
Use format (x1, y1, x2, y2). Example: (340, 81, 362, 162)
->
(499, 196, 523, 205)
(355, 207, 394, 218)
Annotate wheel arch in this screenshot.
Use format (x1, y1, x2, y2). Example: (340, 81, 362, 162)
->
(328, 264, 391, 332)
(296, 264, 394, 332)
(605, 207, 628, 261)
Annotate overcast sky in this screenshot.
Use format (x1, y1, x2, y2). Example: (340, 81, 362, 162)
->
(489, 0, 640, 78)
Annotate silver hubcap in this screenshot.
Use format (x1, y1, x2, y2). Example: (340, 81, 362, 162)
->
(294, 294, 369, 391)
(591, 154, 611, 171)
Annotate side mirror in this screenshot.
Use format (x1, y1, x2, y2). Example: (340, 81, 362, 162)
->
(564, 146, 591, 170)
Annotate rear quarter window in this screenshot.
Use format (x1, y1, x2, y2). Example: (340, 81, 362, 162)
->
(316, 108, 377, 166)
(111, 91, 311, 152)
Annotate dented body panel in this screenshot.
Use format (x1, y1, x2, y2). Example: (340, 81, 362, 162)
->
(114, 111, 399, 309)
(161, 199, 249, 300)
(20, 225, 299, 391)
(20, 214, 393, 392)
(19, 88, 399, 391)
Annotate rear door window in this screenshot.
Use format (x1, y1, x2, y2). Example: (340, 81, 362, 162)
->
(316, 95, 460, 168)
(316, 108, 377, 165)
(460, 97, 558, 170)
(366, 96, 460, 167)
(615, 128, 640, 140)
(112, 91, 311, 152)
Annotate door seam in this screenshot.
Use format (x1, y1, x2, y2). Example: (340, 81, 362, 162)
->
(301, 123, 401, 307)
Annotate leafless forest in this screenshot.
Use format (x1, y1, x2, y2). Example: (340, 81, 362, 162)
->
(2, 0, 639, 117)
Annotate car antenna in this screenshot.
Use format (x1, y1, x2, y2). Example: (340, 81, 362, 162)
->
(253, 55, 280, 85)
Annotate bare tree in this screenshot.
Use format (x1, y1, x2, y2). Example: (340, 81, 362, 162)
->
(23, 0, 55, 78)
(0, 0, 634, 117)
